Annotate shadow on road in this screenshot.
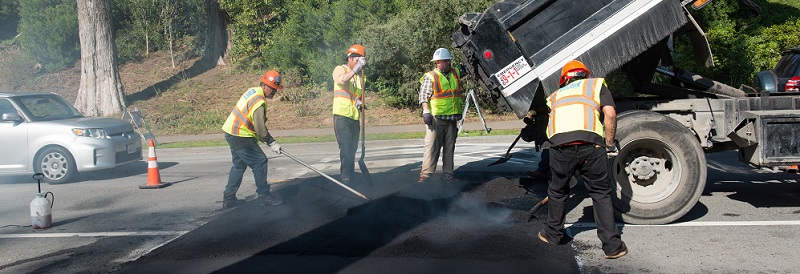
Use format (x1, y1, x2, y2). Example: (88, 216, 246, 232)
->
(119, 160, 580, 274)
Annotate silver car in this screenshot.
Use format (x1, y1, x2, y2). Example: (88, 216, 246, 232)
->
(0, 92, 142, 184)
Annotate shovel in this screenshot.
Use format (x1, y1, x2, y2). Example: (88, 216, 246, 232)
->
(357, 70, 373, 185)
(527, 196, 548, 222)
(281, 149, 370, 201)
(487, 133, 522, 166)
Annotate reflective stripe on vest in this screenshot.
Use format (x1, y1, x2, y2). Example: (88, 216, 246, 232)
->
(421, 67, 463, 115)
(222, 87, 267, 138)
(546, 78, 605, 139)
(332, 65, 362, 120)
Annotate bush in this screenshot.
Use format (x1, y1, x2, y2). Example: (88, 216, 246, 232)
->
(356, 0, 496, 108)
(678, 0, 800, 86)
(17, 0, 78, 72)
(111, 0, 206, 65)
(0, 49, 36, 90)
(0, 0, 19, 40)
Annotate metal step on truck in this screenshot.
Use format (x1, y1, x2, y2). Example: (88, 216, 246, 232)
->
(451, 0, 800, 225)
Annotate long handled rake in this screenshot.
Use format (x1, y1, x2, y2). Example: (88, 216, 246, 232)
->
(281, 149, 370, 201)
(357, 70, 373, 185)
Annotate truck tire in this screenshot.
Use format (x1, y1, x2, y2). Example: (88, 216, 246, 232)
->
(34, 146, 77, 184)
(610, 111, 706, 224)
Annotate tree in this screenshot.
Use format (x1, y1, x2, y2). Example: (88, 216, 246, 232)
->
(204, 0, 229, 66)
(75, 0, 126, 116)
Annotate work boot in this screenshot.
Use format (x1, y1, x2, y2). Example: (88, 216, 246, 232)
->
(258, 193, 284, 206)
(222, 198, 244, 209)
(604, 241, 628, 259)
(537, 230, 552, 244)
(418, 174, 430, 184)
(442, 174, 459, 183)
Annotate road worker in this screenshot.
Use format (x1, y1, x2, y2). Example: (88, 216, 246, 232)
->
(221, 70, 285, 209)
(537, 60, 627, 259)
(418, 48, 464, 183)
(332, 44, 366, 184)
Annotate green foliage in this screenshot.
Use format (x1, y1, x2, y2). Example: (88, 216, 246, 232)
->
(0, 0, 19, 40)
(111, 0, 206, 64)
(676, 0, 800, 87)
(17, 0, 78, 72)
(220, 0, 495, 108)
(219, 0, 288, 68)
(358, 0, 495, 108)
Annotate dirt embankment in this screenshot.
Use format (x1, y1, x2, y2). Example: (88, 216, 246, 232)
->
(4, 50, 517, 134)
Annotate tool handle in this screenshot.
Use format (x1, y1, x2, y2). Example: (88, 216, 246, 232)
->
(506, 134, 522, 154)
(281, 150, 370, 201)
(527, 196, 548, 222)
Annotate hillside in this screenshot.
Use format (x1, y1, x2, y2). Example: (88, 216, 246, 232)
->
(11, 50, 517, 136)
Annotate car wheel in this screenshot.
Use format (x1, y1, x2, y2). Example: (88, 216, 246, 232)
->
(34, 146, 77, 184)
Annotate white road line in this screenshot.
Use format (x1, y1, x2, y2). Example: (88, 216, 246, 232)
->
(567, 220, 800, 229)
(0, 231, 189, 238)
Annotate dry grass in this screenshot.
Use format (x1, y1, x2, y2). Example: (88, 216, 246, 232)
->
(4, 49, 518, 135)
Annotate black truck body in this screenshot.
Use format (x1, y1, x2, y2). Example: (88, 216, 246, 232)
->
(452, 0, 800, 224)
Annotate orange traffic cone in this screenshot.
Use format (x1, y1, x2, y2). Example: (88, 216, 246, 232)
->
(140, 139, 171, 189)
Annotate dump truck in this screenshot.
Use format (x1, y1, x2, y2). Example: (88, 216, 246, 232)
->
(452, 0, 800, 225)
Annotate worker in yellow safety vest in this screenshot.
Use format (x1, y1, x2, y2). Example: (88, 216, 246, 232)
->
(536, 60, 627, 259)
(332, 44, 366, 184)
(418, 48, 464, 184)
(220, 70, 285, 209)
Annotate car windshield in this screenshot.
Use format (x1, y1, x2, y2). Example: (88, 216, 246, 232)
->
(17, 94, 83, 121)
(774, 52, 800, 78)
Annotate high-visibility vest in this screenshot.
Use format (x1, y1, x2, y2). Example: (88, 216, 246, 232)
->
(332, 65, 363, 120)
(222, 87, 267, 138)
(421, 67, 463, 115)
(546, 78, 606, 139)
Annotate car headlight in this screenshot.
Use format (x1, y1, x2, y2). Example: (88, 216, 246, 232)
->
(72, 128, 109, 139)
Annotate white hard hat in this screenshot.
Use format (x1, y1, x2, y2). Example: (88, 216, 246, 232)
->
(431, 48, 452, 61)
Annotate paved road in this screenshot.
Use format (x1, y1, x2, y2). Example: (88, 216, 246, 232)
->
(2, 134, 800, 273)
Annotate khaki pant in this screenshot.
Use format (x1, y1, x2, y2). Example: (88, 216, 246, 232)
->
(421, 119, 458, 178)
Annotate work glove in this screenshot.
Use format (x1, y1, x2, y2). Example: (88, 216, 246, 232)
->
(356, 98, 364, 112)
(422, 110, 433, 126)
(268, 141, 281, 155)
(523, 116, 534, 126)
(352, 57, 366, 73)
(606, 142, 619, 158)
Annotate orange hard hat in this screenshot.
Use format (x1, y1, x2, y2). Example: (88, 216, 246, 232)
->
(559, 60, 590, 86)
(346, 44, 365, 57)
(260, 70, 283, 90)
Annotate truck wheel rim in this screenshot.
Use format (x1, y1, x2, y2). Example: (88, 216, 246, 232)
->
(612, 138, 680, 203)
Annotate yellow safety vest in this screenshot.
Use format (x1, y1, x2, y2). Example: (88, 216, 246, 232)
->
(222, 87, 267, 138)
(421, 68, 463, 115)
(546, 78, 606, 139)
(332, 65, 363, 120)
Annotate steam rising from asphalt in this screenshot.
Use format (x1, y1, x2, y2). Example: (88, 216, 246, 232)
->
(448, 195, 514, 226)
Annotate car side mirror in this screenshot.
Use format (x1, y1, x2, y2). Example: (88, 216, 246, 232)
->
(753, 70, 778, 93)
(2, 112, 22, 122)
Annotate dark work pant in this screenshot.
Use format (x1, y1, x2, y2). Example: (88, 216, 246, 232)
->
(543, 143, 622, 254)
(333, 115, 360, 180)
(224, 133, 270, 199)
